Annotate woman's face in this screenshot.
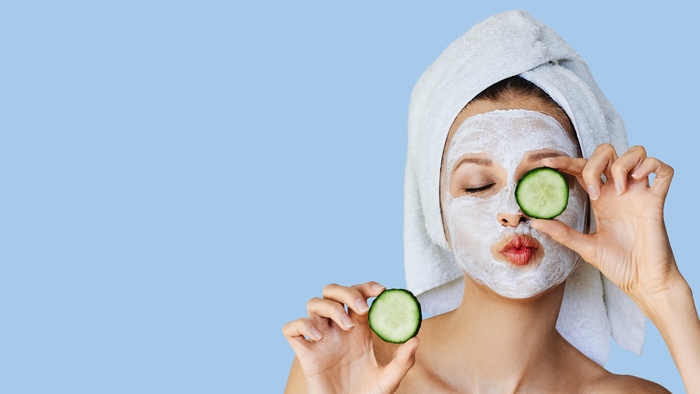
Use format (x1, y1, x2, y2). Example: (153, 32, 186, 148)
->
(440, 98, 587, 299)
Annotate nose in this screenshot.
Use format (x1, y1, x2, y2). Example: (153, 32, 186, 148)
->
(497, 211, 530, 227)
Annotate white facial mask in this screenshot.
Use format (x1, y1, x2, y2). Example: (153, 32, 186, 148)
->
(443, 109, 587, 298)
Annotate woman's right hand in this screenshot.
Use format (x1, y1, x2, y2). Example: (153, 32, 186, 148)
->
(283, 282, 420, 394)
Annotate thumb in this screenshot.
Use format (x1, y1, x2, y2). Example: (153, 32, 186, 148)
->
(532, 219, 593, 263)
(377, 337, 419, 393)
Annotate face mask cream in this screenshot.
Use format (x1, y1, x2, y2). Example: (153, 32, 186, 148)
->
(443, 109, 587, 298)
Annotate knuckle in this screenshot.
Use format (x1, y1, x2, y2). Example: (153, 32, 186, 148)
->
(323, 283, 348, 298)
(347, 286, 363, 299)
(366, 280, 381, 288)
(356, 281, 377, 292)
(609, 160, 623, 173)
(323, 283, 339, 294)
(330, 302, 347, 315)
(595, 143, 614, 155)
(571, 157, 587, 168)
(581, 168, 598, 180)
(630, 145, 647, 155)
(282, 319, 302, 335)
(306, 297, 322, 310)
(645, 157, 661, 171)
(298, 318, 312, 330)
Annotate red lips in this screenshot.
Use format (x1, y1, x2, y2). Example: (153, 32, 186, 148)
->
(499, 235, 541, 266)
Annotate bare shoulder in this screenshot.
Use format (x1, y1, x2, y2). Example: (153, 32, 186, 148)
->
(284, 357, 307, 394)
(588, 373, 669, 393)
(555, 336, 669, 393)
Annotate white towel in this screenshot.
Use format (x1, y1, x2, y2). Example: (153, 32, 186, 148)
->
(404, 10, 644, 366)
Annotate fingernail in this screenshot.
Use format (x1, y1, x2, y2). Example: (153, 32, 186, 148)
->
(614, 180, 623, 195)
(587, 185, 599, 200)
(356, 298, 369, 313)
(372, 283, 385, 292)
(342, 314, 354, 328)
(311, 327, 323, 340)
(631, 170, 642, 179)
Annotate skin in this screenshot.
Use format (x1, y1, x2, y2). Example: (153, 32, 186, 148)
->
(283, 95, 697, 393)
(442, 108, 586, 297)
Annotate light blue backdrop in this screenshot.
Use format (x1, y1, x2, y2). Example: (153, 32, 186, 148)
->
(2, 1, 698, 393)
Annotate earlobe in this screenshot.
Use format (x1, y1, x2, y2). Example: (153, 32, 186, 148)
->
(442, 214, 452, 249)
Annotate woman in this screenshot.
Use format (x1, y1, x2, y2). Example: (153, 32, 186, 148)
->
(283, 10, 700, 393)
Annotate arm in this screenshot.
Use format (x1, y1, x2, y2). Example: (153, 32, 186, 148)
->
(284, 357, 306, 393)
(644, 276, 700, 392)
(533, 144, 700, 393)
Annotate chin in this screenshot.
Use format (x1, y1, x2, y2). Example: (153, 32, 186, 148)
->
(459, 255, 580, 300)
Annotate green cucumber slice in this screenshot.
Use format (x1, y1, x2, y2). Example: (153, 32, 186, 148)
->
(515, 167, 569, 219)
(368, 289, 422, 343)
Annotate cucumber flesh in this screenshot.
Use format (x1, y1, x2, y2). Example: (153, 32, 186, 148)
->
(368, 289, 422, 343)
(515, 167, 569, 219)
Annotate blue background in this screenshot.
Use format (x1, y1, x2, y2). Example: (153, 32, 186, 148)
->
(2, 1, 698, 393)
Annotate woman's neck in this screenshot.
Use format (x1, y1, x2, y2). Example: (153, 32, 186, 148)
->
(426, 277, 569, 392)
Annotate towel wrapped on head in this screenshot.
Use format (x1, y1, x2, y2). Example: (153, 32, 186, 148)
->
(404, 10, 644, 366)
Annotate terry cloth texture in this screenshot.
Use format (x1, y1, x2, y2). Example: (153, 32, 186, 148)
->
(404, 10, 644, 366)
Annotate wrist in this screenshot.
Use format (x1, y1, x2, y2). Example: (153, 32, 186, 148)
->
(638, 275, 696, 333)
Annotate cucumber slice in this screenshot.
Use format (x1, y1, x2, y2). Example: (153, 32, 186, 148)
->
(368, 289, 422, 343)
(515, 167, 569, 219)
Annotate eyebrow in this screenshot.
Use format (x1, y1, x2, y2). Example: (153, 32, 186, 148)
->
(453, 157, 493, 172)
(527, 151, 566, 161)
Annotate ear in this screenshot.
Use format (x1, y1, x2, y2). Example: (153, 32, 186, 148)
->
(440, 201, 452, 249)
(439, 156, 452, 249)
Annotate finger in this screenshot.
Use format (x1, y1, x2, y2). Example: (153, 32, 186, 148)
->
(322, 282, 385, 316)
(352, 281, 388, 299)
(283, 318, 323, 347)
(582, 144, 618, 201)
(350, 282, 387, 323)
(632, 157, 675, 198)
(610, 145, 646, 195)
(541, 156, 587, 189)
(531, 219, 595, 267)
(322, 283, 368, 316)
(377, 337, 420, 394)
(307, 297, 356, 331)
(541, 156, 586, 177)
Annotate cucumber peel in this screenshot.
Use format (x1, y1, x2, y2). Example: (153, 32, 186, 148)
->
(515, 167, 569, 219)
(368, 289, 422, 343)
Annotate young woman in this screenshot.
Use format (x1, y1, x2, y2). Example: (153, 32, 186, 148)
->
(283, 11, 700, 393)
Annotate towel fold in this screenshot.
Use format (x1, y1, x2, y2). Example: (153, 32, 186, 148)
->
(404, 10, 644, 366)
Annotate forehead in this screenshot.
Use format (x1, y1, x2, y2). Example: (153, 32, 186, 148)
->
(444, 98, 578, 156)
(446, 110, 576, 159)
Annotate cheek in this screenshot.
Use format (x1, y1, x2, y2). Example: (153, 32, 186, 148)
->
(557, 183, 587, 232)
(447, 192, 506, 251)
(451, 206, 489, 246)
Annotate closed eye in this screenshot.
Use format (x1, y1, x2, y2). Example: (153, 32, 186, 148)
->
(464, 184, 495, 194)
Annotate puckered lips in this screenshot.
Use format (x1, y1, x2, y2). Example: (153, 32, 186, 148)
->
(493, 234, 543, 266)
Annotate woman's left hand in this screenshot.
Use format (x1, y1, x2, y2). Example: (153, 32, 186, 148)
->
(532, 143, 685, 317)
